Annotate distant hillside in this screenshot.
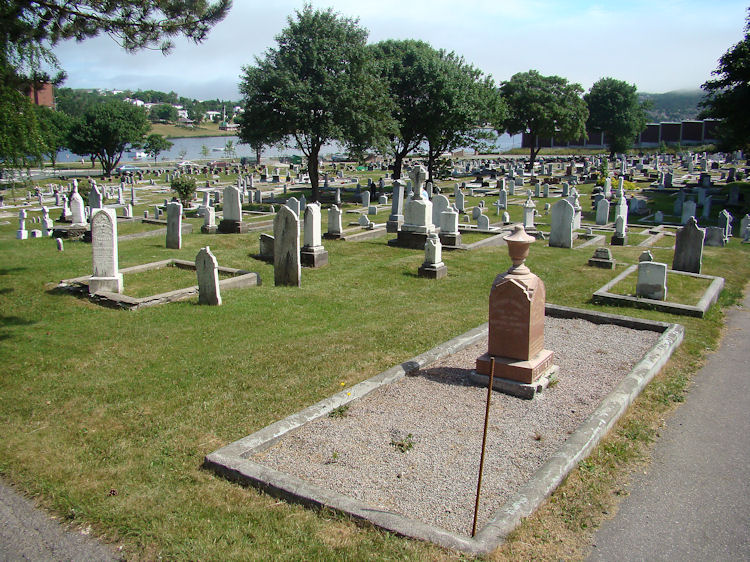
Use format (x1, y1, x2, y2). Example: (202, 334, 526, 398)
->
(638, 89, 706, 122)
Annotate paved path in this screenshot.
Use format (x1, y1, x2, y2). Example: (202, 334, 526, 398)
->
(0, 480, 118, 561)
(588, 287, 750, 561)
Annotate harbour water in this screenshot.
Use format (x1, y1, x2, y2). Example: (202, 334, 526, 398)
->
(54, 133, 522, 165)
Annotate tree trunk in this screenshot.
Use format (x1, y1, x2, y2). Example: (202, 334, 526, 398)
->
(308, 149, 320, 203)
(393, 152, 404, 180)
(528, 135, 539, 172)
(255, 146, 262, 166)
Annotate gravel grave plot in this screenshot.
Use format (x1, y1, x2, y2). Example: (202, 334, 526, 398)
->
(253, 316, 660, 537)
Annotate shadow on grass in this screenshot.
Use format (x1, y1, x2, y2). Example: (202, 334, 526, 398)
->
(0, 314, 38, 341)
(0, 288, 14, 295)
(0, 268, 27, 276)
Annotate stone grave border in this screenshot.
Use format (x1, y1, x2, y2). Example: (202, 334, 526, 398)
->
(57, 259, 260, 310)
(204, 303, 683, 555)
(592, 264, 724, 318)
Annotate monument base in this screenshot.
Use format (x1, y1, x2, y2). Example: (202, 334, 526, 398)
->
(218, 220, 250, 234)
(386, 219, 403, 233)
(418, 262, 447, 279)
(475, 349, 555, 384)
(300, 246, 329, 268)
(88, 274, 123, 295)
(439, 232, 462, 247)
(388, 230, 431, 249)
(610, 234, 627, 246)
(588, 257, 616, 269)
(470, 365, 559, 400)
(201, 225, 218, 234)
(52, 225, 88, 239)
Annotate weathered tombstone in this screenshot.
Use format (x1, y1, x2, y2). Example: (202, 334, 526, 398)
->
(361, 190, 370, 208)
(549, 199, 574, 248)
(455, 190, 466, 213)
(16, 210, 28, 240)
(301, 203, 328, 267)
(654, 210, 664, 225)
(201, 206, 217, 234)
(166, 201, 183, 249)
(55, 237, 64, 251)
(474, 225, 556, 393)
(41, 206, 53, 236)
(70, 187, 86, 226)
(472, 206, 482, 220)
(502, 211, 510, 224)
(611, 215, 627, 245)
(379, 194, 387, 205)
(259, 233, 275, 261)
(639, 250, 654, 262)
(702, 196, 712, 219)
(218, 185, 247, 233)
(88, 185, 103, 209)
(595, 197, 610, 225)
(196, 246, 222, 306)
(273, 205, 301, 287)
(431, 194, 450, 226)
(588, 247, 615, 269)
(418, 232, 447, 279)
(358, 214, 372, 228)
(477, 212, 490, 230)
(522, 196, 536, 230)
(562, 182, 570, 197)
(681, 200, 697, 225)
(89, 208, 123, 295)
(299, 194, 307, 213)
(718, 209, 733, 239)
(322, 204, 342, 239)
(636, 261, 668, 300)
(387, 180, 404, 232)
(704, 226, 727, 247)
(740, 214, 750, 241)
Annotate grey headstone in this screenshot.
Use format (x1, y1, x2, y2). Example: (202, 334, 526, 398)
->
(196, 246, 221, 305)
(273, 205, 301, 287)
(549, 198, 574, 248)
(166, 201, 183, 249)
(89, 208, 123, 295)
(636, 261, 667, 300)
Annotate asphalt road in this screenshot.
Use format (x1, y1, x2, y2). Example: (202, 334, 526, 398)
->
(588, 286, 750, 561)
(0, 480, 118, 561)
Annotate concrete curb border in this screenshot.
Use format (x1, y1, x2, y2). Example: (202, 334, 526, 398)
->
(57, 259, 260, 310)
(204, 306, 683, 555)
(592, 264, 724, 318)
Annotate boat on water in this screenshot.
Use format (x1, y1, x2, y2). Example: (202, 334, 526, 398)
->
(212, 147, 225, 152)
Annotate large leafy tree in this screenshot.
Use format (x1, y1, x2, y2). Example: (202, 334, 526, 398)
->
(149, 104, 179, 123)
(144, 133, 173, 162)
(34, 104, 72, 168)
(0, 0, 230, 170)
(585, 77, 647, 157)
(699, 9, 750, 150)
(371, 40, 505, 180)
(68, 99, 150, 175)
(369, 39, 438, 180)
(239, 5, 393, 201)
(236, 106, 283, 166)
(423, 60, 505, 180)
(500, 70, 588, 171)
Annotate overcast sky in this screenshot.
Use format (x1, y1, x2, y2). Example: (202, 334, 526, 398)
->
(52, 0, 748, 101)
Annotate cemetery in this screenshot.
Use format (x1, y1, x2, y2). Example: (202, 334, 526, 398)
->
(1, 150, 750, 558)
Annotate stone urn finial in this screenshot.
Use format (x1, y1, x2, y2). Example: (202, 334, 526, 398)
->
(503, 225, 534, 275)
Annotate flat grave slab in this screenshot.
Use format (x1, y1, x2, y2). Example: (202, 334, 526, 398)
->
(57, 259, 260, 310)
(593, 264, 724, 318)
(205, 304, 682, 555)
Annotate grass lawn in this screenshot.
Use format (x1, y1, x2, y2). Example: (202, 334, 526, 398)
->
(150, 122, 237, 139)
(1, 175, 749, 559)
(609, 270, 714, 305)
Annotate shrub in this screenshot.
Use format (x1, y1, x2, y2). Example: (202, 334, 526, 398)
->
(171, 176, 197, 207)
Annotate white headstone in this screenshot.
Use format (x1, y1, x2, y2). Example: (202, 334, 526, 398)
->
(636, 261, 668, 300)
(70, 187, 86, 225)
(89, 208, 123, 294)
(327, 204, 342, 236)
(196, 246, 222, 305)
(596, 197, 610, 225)
(223, 186, 242, 222)
(303, 203, 323, 248)
(166, 201, 183, 249)
(273, 205, 301, 287)
(16, 209, 28, 239)
(549, 198, 575, 248)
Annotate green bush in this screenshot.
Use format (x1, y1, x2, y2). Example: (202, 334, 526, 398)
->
(171, 176, 197, 207)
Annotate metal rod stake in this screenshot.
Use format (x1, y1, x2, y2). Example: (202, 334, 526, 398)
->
(472, 357, 495, 537)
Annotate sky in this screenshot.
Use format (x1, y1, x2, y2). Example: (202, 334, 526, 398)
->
(52, 0, 748, 101)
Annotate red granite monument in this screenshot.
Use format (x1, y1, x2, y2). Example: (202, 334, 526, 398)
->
(475, 225, 555, 384)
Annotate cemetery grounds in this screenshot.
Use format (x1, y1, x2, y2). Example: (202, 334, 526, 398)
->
(0, 163, 749, 560)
